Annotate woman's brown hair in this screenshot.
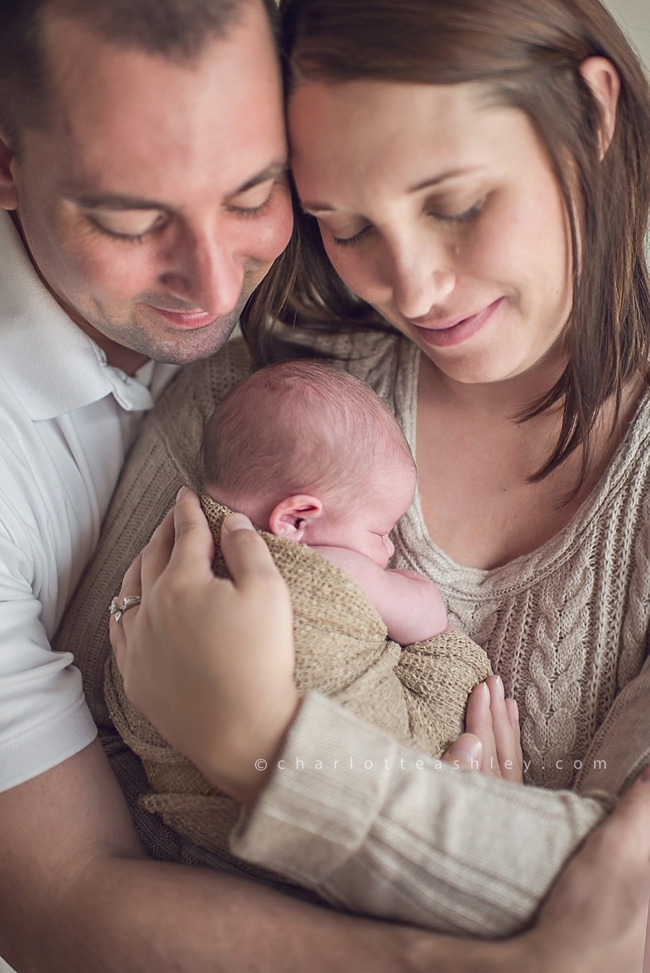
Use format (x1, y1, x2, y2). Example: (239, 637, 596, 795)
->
(241, 0, 650, 485)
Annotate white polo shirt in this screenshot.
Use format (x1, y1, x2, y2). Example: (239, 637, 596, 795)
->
(0, 210, 180, 792)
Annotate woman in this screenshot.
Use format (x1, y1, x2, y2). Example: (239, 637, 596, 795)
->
(106, 0, 650, 965)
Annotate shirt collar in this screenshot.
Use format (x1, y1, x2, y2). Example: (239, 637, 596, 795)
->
(0, 209, 159, 420)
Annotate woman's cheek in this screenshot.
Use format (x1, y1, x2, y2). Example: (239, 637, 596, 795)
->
(322, 236, 384, 307)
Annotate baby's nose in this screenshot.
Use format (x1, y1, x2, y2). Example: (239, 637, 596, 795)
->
(383, 535, 395, 559)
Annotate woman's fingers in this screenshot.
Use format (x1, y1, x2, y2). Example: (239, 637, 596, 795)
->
(137, 506, 176, 595)
(464, 680, 501, 776)
(441, 733, 483, 771)
(165, 486, 216, 582)
(221, 512, 288, 592)
(117, 548, 144, 601)
(505, 696, 519, 732)
(109, 549, 144, 671)
(487, 676, 524, 783)
(108, 492, 298, 806)
(463, 676, 524, 782)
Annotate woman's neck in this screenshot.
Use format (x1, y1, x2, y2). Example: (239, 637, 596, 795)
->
(418, 340, 568, 428)
(415, 350, 643, 570)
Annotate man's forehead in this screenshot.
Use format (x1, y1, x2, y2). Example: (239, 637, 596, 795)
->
(35, 0, 286, 199)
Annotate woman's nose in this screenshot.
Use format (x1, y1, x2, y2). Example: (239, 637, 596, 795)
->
(390, 242, 456, 320)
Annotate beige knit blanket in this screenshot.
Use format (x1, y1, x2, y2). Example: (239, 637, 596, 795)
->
(104, 495, 491, 858)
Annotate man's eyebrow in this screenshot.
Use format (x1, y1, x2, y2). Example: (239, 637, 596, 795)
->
(69, 163, 288, 211)
(228, 161, 288, 197)
(72, 193, 173, 212)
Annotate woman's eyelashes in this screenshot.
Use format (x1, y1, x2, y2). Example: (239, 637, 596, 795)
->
(330, 223, 373, 248)
(324, 196, 487, 248)
(434, 196, 487, 224)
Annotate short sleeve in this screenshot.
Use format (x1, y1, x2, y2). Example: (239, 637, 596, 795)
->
(0, 519, 97, 792)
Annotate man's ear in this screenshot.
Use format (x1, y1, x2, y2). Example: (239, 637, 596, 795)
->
(579, 56, 621, 159)
(268, 495, 323, 542)
(0, 129, 19, 210)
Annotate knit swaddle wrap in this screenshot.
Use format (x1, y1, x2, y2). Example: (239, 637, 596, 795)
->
(105, 495, 492, 858)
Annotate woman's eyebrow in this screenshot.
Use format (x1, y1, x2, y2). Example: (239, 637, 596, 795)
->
(302, 166, 485, 212)
(408, 167, 481, 193)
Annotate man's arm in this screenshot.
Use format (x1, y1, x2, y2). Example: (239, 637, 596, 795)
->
(3, 738, 649, 973)
(0, 737, 527, 973)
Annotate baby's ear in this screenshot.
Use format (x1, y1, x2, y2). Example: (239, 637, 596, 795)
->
(269, 495, 323, 542)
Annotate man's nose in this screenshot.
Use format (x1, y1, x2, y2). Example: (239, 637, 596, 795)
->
(389, 237, 456, 320)
(161, 230, 245, 317)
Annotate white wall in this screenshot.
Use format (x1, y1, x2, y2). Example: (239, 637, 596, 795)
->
(602, 0, 650, 75)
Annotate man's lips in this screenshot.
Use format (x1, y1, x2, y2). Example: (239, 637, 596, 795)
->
(412, 297, 504, 348)
(144, 304, 216, 330)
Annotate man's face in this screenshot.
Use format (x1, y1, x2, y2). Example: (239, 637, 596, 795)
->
(2, 0, 293, 365)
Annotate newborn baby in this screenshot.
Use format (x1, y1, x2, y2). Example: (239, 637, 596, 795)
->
(105, 359, 492, 874)
(201, 359, 448, 645)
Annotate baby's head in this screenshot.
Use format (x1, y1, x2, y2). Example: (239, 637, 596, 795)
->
(201, 360, 416, 568)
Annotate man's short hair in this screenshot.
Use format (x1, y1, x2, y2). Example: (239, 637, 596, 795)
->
(0, 0, 277, 153)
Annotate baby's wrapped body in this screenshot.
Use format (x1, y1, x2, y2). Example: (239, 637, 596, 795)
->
(105, 496, 491, 862)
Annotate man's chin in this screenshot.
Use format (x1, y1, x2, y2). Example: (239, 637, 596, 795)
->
(126, 313, 243, 365)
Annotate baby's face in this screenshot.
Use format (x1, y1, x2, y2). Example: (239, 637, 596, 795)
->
(308, 460, 417, 569)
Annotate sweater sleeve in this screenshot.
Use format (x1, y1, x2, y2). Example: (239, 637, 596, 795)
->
(230, 691, 607, 937)
(574, 649, 650, 801)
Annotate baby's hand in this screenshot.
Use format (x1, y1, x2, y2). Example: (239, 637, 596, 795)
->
(442, 675, 524, 784)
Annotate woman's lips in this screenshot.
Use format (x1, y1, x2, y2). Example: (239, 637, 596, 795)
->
(412, 297, 504, 348)
(145, 305, 215, 329)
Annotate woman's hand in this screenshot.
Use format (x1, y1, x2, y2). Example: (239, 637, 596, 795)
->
(109, 487, 300, 805)
(515, 768, 650, 973)
(442, 675, 524, 783)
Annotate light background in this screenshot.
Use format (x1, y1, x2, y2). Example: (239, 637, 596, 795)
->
(603, 0, 650, 74)
(1, 2, 649, 972)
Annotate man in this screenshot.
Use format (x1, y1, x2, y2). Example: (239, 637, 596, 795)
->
(0, 1, 649, 971)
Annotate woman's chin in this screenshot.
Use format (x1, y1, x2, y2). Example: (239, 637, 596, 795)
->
(419, 342, 532, 387)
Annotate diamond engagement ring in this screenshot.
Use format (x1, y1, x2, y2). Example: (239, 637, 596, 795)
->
(109, 595, 142, 623)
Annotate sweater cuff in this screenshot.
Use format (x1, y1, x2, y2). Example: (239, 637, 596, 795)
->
(230, 692, 399, 887)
